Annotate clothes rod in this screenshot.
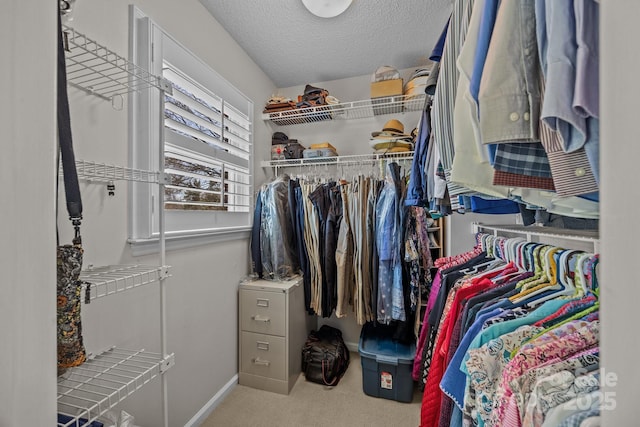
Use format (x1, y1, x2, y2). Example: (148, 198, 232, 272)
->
(472, 223, 600, 253)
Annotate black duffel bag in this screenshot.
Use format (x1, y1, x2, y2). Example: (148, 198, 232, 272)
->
(301, 325, 350, 386)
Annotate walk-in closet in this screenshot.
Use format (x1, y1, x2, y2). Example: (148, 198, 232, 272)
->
(1, 1, 635, 426)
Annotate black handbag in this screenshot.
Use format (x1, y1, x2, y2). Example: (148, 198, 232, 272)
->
(301, 325, 350, 386)
(56, 8, 87, 375)
(284, 141, 306, 159)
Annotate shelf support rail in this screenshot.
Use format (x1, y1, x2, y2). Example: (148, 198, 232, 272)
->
(266, 151, 415, 177)
(472, 223, 600, 253)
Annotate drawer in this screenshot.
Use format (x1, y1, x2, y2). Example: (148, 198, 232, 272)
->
(240, 289, 286, 335)
(240, 331, 286, 380)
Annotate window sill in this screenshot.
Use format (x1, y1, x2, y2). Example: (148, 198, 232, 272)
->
(128, 227, 251, 256)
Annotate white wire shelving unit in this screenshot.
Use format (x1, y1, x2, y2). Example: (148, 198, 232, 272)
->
(80, 265, 170, 301)
(57, 347, 174, 427)
(59, 25, 173, 427)
(73, 160, 160, 184)
(262, 94, 426, 126)
(62, 24, 171, 102)
(261, 151, 415, 176)
(472, 223, 600, 253)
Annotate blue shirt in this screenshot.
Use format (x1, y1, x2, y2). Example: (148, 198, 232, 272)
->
(470, 0, 500, 106)
(440, 307, 505, 410)
(430, 17, 451, 62)
(537, 1, 600, 183)
(405, 106, 431, 206)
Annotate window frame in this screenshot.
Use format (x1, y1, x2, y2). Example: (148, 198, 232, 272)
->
(128, 7, 253, 255)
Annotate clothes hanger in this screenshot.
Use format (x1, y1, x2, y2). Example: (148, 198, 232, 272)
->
(507, 238, 527, 265)
(573, 252, 596, 297)
(529, 254, 599, 331)
(509, 245, 563, 302)
(512, 244, 548, 291)
(460, 257, 507, 276)
(516, 248, 588, 308)
(514, 241, 527, 269)
(558, 250, 585, 298)
(589, 255, 600, 296)
(520, 242, 539, 273)
(494, 236, 506, 261)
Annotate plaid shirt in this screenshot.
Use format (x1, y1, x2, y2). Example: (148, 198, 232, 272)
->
(492, 142, 552, 177)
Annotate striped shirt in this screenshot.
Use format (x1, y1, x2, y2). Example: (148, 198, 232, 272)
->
(431, 0, 476, 207)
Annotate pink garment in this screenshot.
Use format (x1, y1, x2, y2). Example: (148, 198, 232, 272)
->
(413, 272, 443, 380)
(491, 321, 600, 425)
(503, 394, 522, 427)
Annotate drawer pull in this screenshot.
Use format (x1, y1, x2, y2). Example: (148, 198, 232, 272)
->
(257, 341, 270, 351)
(251, 315, 271, 323)
(256, 298, 269, 307)
(252, 357, 270, 367)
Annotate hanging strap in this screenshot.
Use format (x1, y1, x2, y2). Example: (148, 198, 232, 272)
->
(57, 8, 83, 243)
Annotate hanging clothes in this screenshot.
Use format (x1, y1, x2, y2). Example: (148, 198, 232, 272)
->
(259, 175, 298, 279)
(376, 162, 407, 323)
(335, 181, 355, 318)
(424, 0, 600, 221)
(253, 162, 422, 332)
(416, 231, 600, 427)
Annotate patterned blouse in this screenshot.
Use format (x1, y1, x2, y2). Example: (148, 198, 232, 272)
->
(521, 370, 599, 427)
(490, 321, 600, 426)
(464, 325, 544, 424)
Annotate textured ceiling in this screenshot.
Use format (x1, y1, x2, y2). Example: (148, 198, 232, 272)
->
(200, 0, 453, 88)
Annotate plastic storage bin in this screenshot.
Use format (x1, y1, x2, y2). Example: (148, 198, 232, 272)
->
(358, 323, 416, 403)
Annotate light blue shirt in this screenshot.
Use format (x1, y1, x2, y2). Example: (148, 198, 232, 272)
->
(469, 0, 501, 164)
(440, 307, 504, 410)
(536, 1, 600, 183)
(470, 0, 501, 106)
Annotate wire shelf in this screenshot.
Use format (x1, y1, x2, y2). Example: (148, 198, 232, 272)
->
(63, 25, 165, 101)
(57, 347, 170, 427)
(73, 160, 160, 183)
(473, 223, 600, 253)
(80, 265, 169, 301)
(262, 151, 414, 175)
(262, 94, 426, 126)
(261, 151, 414, 168)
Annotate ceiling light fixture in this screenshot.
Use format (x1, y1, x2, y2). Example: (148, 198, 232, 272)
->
(301, 0, 353, 18)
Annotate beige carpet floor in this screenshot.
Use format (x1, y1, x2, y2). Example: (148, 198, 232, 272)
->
(200, 352, 422, 427)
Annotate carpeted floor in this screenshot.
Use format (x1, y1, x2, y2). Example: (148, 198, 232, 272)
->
(200, 352, 422, 427)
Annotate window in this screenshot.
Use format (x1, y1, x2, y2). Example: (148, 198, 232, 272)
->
(162, 65, 252, 213)
(129, 8, 253, 253)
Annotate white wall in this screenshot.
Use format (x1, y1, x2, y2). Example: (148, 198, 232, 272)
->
(446, 213, 519, 257)
(600, 2, 637, 425)
(0, 1, 57, 426)
(3, 1, 631, 425)
(56, 1, 275, 426)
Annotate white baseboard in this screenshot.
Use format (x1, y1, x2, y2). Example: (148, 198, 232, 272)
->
(184, 374, 238, 427)
(345, 341, 359, 353)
